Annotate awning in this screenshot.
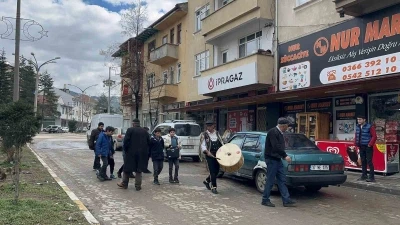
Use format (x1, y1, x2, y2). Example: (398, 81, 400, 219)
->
(166, 74, 400, 112)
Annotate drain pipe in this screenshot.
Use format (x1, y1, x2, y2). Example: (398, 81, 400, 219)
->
(273, 0, 279, 91)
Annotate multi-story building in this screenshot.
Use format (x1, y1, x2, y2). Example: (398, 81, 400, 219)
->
(113, 38, 145, 127)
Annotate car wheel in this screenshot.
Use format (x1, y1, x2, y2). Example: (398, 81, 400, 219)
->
(192, 156, 201, 162)
(255, 169, 267, 193)
(305, 185, 322, 193)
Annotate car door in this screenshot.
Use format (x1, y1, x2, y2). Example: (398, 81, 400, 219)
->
(240, 135, 261, 176)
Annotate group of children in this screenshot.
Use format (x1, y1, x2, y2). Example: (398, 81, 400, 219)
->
(93, 125, 182, 185)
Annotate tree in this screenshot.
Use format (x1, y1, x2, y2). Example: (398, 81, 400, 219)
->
(94, 93, 115, 114)
(68, 119, 78, 133)
(0, 101, 40, 203)
(0, 49, 13, 105)
(146, 74, 167, 130)
(19, 57, 36, 105)
(38, 71, 60, 119)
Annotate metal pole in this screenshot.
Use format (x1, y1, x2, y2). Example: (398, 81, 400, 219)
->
(108, 67, 111, 114)
(13, 0, 21, 102)
(81, 91, 84, 131)
(34, 70, 39, 116)
(274, 0, 279, 89)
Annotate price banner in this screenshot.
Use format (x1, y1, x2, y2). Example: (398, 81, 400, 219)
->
(320, 52, 400, 84)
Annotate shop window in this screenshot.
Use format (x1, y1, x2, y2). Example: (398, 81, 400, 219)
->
(369, 93, 400, 143)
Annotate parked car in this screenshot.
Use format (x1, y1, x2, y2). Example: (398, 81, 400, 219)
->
(218, 132, 347, 193)
(86, 114, 123, 146)
(48, 125, 62, 133)
(112, 127, 127, 151)
(61, 127, 69, 133)
(152, 120, 202, 162)
(43, 125, 53, 132)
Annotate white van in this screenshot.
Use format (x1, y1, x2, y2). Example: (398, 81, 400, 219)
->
(153, 120, 202, 162)
(86, 113, 123, 143)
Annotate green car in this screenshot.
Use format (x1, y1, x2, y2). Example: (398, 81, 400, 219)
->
(220, 132, 347, 193)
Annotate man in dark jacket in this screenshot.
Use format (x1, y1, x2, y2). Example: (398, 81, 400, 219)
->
(117, 119, 150, 190)
(354, 115, 377, 182)
(149, 128, 164, 185)
(261, 118, 296, 207)
(89, 122, 104, 170)
(95, 126, 115, 181)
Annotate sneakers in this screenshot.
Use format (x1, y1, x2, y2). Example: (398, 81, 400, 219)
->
(135, 186, 142, 191)
(357, 176, 367, 181)
(104, 175, 112, 181)
(117, 172, 122, 178)
(153, 179, 160, 185)
(97, 175, 105, 182)
(203, 181, 211, 190)
(169, 177, 174, 183)
(174, 178, 179, 184)
(261, 201, 275, 207)
(211, 188, 218, 194)
(283, 200, 296, 207)
(110, 174, 117, 179)
(366, 178, 376, 182)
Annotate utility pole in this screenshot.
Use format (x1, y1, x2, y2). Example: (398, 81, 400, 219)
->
(13, 0, 21, 102)
(103, 67, 116, 114)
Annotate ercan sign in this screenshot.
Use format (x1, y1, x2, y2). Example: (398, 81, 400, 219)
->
(278, 5, 400, 92)
(198, 62, 257, 95)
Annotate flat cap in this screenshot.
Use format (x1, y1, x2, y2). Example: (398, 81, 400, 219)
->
(132, 118, 140, 123)
(277, 117, 290, 125)
(205, 120, 215, 125)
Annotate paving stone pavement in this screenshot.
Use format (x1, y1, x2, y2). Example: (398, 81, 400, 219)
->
(31, 134, 400, 225)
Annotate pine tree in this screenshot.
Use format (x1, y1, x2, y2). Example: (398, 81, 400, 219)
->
(19, 58, 36, 105)
(0, 49, 13, 105)
(38, 71, 60, 118)
(94, 93, 115, 114)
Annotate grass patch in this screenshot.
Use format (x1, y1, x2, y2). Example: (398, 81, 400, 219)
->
(0, 147, 89, 225)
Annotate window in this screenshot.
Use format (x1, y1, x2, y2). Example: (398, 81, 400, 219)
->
(296, 0, 311, 6)
(170, 28, 175, 44)
(283, 134, 319, 150)
(239, 31, 262, 58)
(148, 40, 156, 59)
(222, 50, 228, 64)
(176, 63, 181, 83)
(174, 124, 201, 136)
(242, 136, 260, 151)
(195, 4, 210, 32)
(195, 50, 210, 76)
(163, 71, 168, 84)
(177, 24, 182, 44)
(162, 35, 168, 45)
(147, 73, 155, 89)
(169, 66, 175, 84)
(229, 135, 245, 148)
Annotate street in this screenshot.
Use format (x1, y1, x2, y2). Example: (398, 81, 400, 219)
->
(32, 133, 400, 225)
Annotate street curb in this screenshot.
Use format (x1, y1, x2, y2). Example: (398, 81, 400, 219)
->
(27, 144, 100, 225)
(341, 181, 400, 196)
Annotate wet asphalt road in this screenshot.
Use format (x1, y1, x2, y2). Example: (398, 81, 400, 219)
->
(31, 133, 400, 225)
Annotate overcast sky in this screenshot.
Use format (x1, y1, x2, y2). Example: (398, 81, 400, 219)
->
(0, 0, 181, 96)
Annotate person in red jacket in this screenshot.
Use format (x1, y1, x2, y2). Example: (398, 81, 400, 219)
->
(354, 115, 377, 182)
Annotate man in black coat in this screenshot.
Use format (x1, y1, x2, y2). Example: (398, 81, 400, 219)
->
(117, 119, 150, 190)
(261, 118, 296, 208)
(88, 122, 104, 170)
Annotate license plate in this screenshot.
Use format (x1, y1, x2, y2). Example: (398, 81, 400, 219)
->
(310, 165, 329, 171)
(182, 145, 194, 149)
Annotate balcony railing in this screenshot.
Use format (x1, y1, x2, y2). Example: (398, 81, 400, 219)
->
(150, 84, 178, 102)
(149, 44, 179, 66)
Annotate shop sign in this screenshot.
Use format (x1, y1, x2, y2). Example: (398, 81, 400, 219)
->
(336, 109, 356, 120)
(198, 62, 257, 95)
(283, 101, 306, 114)
(335, 97, 356, 107)
(278, 5, 400, 91)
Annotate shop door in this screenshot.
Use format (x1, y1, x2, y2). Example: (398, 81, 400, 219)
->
(257, 107, 267, 131)
(298, 114, 308, 136)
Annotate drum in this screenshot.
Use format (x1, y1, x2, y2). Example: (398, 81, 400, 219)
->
(216, 143, 244, 173)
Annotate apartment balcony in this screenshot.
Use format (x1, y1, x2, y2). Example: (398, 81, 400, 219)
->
(121, 94, 133, 106)
(149, 44, 179, 66)
(150, 84, 178, 102)
(202, 0, 273, 42)
(334, 0, 399, 17)
(198, 52, 273, 96)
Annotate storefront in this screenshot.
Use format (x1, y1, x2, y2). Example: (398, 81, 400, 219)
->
(278, 5, 400, 173)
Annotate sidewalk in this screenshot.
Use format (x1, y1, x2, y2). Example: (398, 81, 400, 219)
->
(342, 171, 400, 196)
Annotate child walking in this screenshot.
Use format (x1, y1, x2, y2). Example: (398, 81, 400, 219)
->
(149, 128, 165, 185)
(164, 128, 181, 183)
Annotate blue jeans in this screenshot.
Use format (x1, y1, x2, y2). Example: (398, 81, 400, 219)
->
(262, 158, 291, 204)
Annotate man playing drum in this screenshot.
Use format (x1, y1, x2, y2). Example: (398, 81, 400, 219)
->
(201, 120, 224, 194)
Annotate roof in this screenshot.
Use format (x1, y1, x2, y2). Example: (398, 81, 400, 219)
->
(112, 38, 144, 57)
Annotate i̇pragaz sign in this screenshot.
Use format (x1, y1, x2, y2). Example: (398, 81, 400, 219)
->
(198, 62, 257, 95)
(278, 5, 400, 92)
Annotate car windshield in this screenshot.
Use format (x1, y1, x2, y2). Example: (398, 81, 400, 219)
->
(283, 134, 319, 150)
(174, 124, 201, 137)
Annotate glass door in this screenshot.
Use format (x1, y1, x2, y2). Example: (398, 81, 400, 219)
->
(298, 114, 308, 136)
